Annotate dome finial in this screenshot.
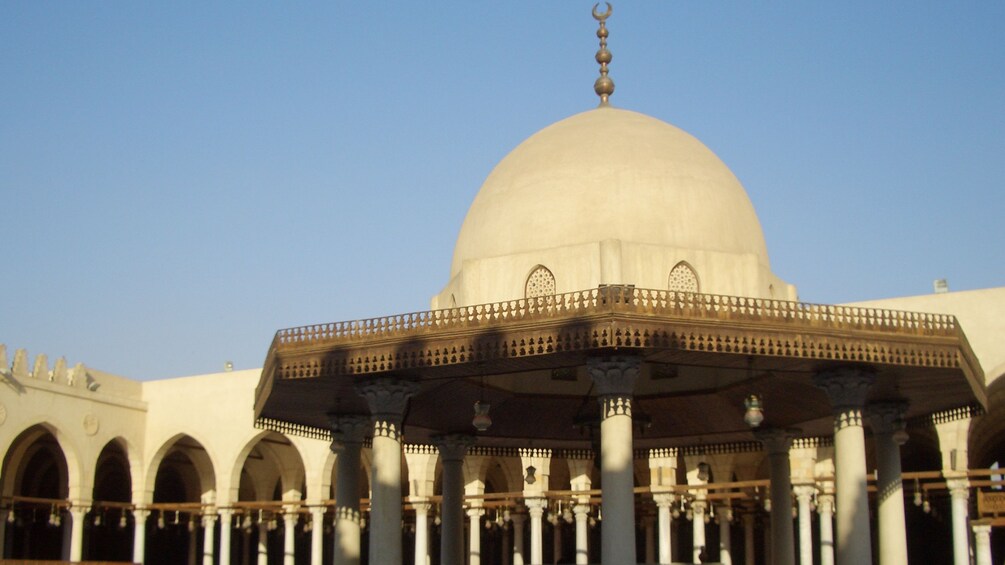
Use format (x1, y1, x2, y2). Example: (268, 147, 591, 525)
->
(592, 2, 614, 106)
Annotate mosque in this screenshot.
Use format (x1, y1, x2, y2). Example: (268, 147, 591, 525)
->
(2, 6, 1004, 565)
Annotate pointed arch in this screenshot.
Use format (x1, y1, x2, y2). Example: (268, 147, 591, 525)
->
(525, 265, 556, 298)
(144, 434, 216, 504)
(228, 430, 307, 503)
(668, 261, 700, 293)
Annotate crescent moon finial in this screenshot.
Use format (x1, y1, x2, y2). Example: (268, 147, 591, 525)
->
(592, 3, 614, 106)
(592, 2, 612, 22)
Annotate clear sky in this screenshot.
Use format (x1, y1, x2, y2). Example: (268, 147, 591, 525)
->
(2, 2, 1003, 380)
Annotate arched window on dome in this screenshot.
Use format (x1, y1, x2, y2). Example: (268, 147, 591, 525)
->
(668, 262, 700, 293)
(525, 265, 556, 299)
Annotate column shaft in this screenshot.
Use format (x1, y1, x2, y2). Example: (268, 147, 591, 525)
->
(436, 434, 474, 565)
(219, 510, 233, 565)
(692, 501, 707, 563)
(283, 511, 297, 565)
(719, 507, 733, 565)
(742, 514, 755, 565)
(654, 496, 672, 565)
(469, 508, 484, 565)
(756, 428, 797, 565)
(815, 369, 874, 565)
(817, 495, 835, 565)
(358, 379, 419, 565)
(331, 416, 368, 565)
(413, 503, 430, 565)
(948, 480, 970, 565)
(973, 523, 992, 565)
(527, 499, 545, 565)
(310, 507, 324, 565)
(870, 402, 909, 565)
(574, 504, 590, 565)
(588, 356, 640, 565)
(203, 513, 217, 565)
(511, 515, 526, 565)
(133, 508, 150, 565)
(257, 521, 268, 565)
(795, 487, 813, 565)
(69, 507, 87, 562)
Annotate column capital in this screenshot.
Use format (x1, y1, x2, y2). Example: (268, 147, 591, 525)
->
(202, 512, 218, 527)
(973, 523, 992, 535)
(572, 503, 591, 517)
(793, 485, 816, 500)
(466, 507, 486, 518)
(719, 505, 734, 522)
(356, 377, 420, 424)
(816, 493, 835, 515)
(133, 506, 151, 521)
(754, 427, 800, 454)
(524, 498, 547, 517)
(691, 499, 707, 517)
(947, 478, 970, 500)
(587, 355, 641, 398)
(329, 414, 371, 451)
(510, 512, 527, 525)
(413, 502, 432, 514)
(653, 493, 675, 508)
(814, 367, 875, 413)
(868, 401, 909, 443)
(433, 433, 475, 462)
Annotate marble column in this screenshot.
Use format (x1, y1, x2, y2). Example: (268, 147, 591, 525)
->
(587, 355, 640, 565)
(331, 415, 370, 565)
(309, 507, 324, 565)
(203, 511, 218, 565)
(502, 515, 512, 565)
(219, 509, 233, 565)
(468, 507, 485, 565)
(692, 500, 707, 563)
(69, 505, 88, 562)
(133, 507, 150, 565)
(357, 378, 420, 565)
(793, 487, 814, 565)
(718, 506, 733, 565)
(573, 503, 591, 565)
(554, 515, 564, 564)
(817, 494, 835, 565)
(413, 502, 431, 565)
(435, 433, 474, 565)
(526, 498, 547, 565)
(257, 521, 269, 565)
(947, 478, 970, 565)
(973, 523, 992, 565)
(511, 513, 526, 565)
(653, 494, 673, 565)
(643, 515, 655, 564)
(814, 368, 874, 565)
(742, 513, 755, 565)
(755, 428, 798, 565)
(282, 510, 297, 565)
(869, 401, 909, 565)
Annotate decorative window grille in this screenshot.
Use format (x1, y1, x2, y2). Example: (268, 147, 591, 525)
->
(668, 262, 699, 293)
(525, 266, 556, 298)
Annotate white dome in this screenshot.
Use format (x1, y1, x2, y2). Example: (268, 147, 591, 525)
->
(451, 107, 771, 277)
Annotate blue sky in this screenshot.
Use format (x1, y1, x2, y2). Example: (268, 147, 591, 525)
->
(2, 2, 1003, 380)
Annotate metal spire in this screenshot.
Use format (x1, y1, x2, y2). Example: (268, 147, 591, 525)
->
(592, 2, 614, 106)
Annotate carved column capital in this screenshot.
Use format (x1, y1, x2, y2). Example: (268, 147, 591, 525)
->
(413, 502, 432, 514)
(816, 493, 835, 515)
(466, 507, 486, 519)
(572, 503, 591, 517)
(814, 367, 875, 417)
(947, 478, 970, 501)
(793, 485, 816, 501)
(329, 414, 370, 452)
(588, 356, 640, 419)
(587, 356, 640, 397)
(653, 493, 675, 508)
(433, 433, 475, 462)
(869, 401, 909, 444)
(690, 499, 707, 517)
(357, 377, 419, 440)
(754, 427, 800, 454)
(524, 498, 547, 518)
